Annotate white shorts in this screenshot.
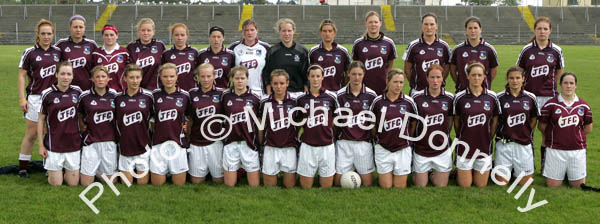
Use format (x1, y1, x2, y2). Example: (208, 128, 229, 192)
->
(262, 146, 297, 175)
(44, 150, 81, 171)
(297, 143, 335, 178)
(543, 147, 586, 181)
(374, 145, 412, 176)
(222, 141, 260, 172)
(25, 94, 41, 122)
(80, 141, 118, 176)
(412, 149, 453, 173)
(335, 140, 374, 175)
(118, 151, 150, 173)
(150, 141, 189, 175)
(456, 154, 493, 172)
(188, 141, 224, 178)
(494, 141, 535, 177)
(536, 96, 552, 109)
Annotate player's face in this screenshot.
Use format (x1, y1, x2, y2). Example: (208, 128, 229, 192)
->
(38, 25, 54, 47)
(560, 75, 577, 96)
(279, 23, 295, 45)
(56, 66, 74, 88)
(102, 30, 118, 46)
(308, 69, 324, 89)
(197, 68, 215, 90)
(365, 15, 381, 35)
(92, 71, 110, 89)
(421, 16, 438, 37)
(172, 27, 188, 48)
(348, 67, 365, 87)
(465, 21, 481, 41)
(69, 19, 85, 40)
(467, 66, 485, 88)
(271, 75, 289, 96)
(232, 72, 248, 90)
(426, 69, 443, 90)
(209, 31, 224, 49)
(243, 24, 258, 42)
(137, 23, 155, 43)
(535, 21, 551, 41)
(507, 71, 524, 90)
(160, 68, 178, 89)
(320, 25, 336, 43)
(125, 71, 142, 90)
(386, 74, 404, 95)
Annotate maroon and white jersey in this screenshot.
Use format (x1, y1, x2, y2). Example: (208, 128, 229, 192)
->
(260, 92, 299, 148)
(496, 88, 539, 145)
(127, 39, 166, 90)
(540, 94, 592, 150)
(402, 36, 451, 91)
(370, 93, 417, 152)
(352, 33, 397, 95)
(79, 87, 118, 145)
(198, 46, 236, 89)
(297, 89, 339, 146)
(188, 86, 224, 146)
(308, 42, 351, 91)
(516, 39, 564, 97)
(450, 38, 498, 91)
(412, 88, 454, 157)
(221, 88, 261, 150)
(114, 88, 154, 156)
(55, 36, 98, 90)
(152, 88, 190, 147)
(335, 85, 377, 142)
(40, 85, 82, 153)
(92, 45, 130, 92)
(453, 88, 501, 158)
(19, 44, 61, 95)
(162, 45, 199, 91)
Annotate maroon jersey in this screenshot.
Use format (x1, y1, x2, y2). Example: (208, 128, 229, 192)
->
(40, 85, 82, 153)
(496, 89, 539, 145)
(352, 33, 397, 95)
(222, 88, 261, 150)
(162, 45, 199, 91)
(412, 88, 454, 157)
(335, 85, 377, 142)
(188, 86, 224, 146)
(114, 88, 154, 156)
(297, 89, 339, 146)
(127, 39, 166, 90)
(540, 94, 592, 150)
(152, 88, 190, 147)
(517, 39, 564, 97)
(308, 42, 351, 91)
(450, 38, 499, 91)
(453, 88, 501, 159)
(79, 88, 118, 145)
(198, 46, 236, 89)
(19, 44, 61, 95)
(55, 36, 98, 90)
(370, 93, 417, 152)
(92, 45, 130, 92)
(260, 92, 299, 148)
(402, 36, 451, 91)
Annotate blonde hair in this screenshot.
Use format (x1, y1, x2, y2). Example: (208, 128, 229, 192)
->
(386, 69, 405, 82)
(319, 19, 337, 32)
(91, 65, 109, 78)
(136, 18, 155, 31)
(124, 64, 143, 77)
(195, 63, 215, 79)
(270, 69, 290, 82)
(365, 11, 382, 22)
(275, 18, 296, 32)
(169, 23, 189, 37)
(230, 66, 249, 78)
(159, 63, 177, 76)
(34, 19, 55, 45)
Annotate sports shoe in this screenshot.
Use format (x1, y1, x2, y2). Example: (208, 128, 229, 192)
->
(18, 170, 29, 178)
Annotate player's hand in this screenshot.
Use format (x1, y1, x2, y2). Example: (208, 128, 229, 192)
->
(266, 85, 272, 96)
(20, 100, 28, 112)
(39, 146, 48, 159)
(183, 121, 188, 133)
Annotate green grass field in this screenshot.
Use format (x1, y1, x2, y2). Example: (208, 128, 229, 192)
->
(0, 44, 599, 223)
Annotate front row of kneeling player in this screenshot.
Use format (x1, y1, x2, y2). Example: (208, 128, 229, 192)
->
(38, 60, 592, 188)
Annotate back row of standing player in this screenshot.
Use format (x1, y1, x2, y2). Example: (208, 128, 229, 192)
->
(17, 12, 590, 188)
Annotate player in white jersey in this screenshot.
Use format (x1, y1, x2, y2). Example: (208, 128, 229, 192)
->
(228, 19, 270, 97)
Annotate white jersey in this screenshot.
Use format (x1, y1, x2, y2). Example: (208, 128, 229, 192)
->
(228, 39, 270, 95)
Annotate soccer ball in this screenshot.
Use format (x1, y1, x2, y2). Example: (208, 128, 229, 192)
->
(340, 171, 361, 189)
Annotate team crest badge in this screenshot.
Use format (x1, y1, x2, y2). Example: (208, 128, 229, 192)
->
(400, 105, 407, 113)
(110, 99, 115, 108)
(380, 46, 387, 54)
(578, 107, 585, 116)
(555, 109, 561, 114)
(547, 54, 554, 63)
(120, 101, 126, 107)
(157, 98, 163, 103)
(479, 51, 487, 60)
(91, 100, 97, 106)
(53, 98, 60, 104)
(256, 49, 262, 56)
(245, 100, 253, 108)
(362, 101, 369, 110)
(83, 46, 91, 55)
(193, 96, 199, 102)
(422, 102, 429, 108)
(419, 50, 426, 55)
(170, 54, 176, 60)
(72, 94, 78, 103)
(53, 54, 60, 62)
(65, 47, 71, 53)
(36, 56, 42, 61)
(117, 55, 123, 63)
(523, 101, 530, 110)
(437, 48, 444, 57)
(227, 100, 232, 106)
(462, 52, 468, 58)
(221, 58, 228, 66)
(212, 95, 220, 103)
(335, 55, 342, 64)
(151, 46, 158, 54)
(529, 54, 535, 60)
(483, 101, 491, 111)
(344, 102, 350, 108)
(176, 98, 183, 107)
(323, 101, 330, 109)
(465, 102, 471, 109)
(294, 55, 300, 62)
(362, 47, 368, 53)
(318, 56, 324, 62)
(188, 53, 195, 61)
(135, 47, 140, 53)
(504, 102, 510, 108)
(139, 99, 146, 108)
(204, 58, 210, 64)
(441, 102, 448, 111)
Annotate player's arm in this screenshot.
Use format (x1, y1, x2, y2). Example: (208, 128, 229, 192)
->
(453, 116, 460, 135)
(18, 69, 28, 112)
(489, 66, 498, 82)
(78, 113, 87, 133)
(490, 115, 499, 137)
(409, 120, 416, 137)
(555, 68, 564, 86)
(449, 64, 458, 84)
(447, 116, 454, 133)
(584, 123, 593, 135)
(37, 113, 48, 158)
(442, 64, 450, 80)
(529, 117, 538, 131)
(538, 121, 547, 133)
(386, 59, 395, 73)
(404, 61, 412, 86)
(185, 117, 192, 137)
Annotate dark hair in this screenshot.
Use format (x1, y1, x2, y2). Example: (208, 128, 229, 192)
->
(559, 72, 577, 84)
(124, 64, 143, 77)
(387, 69, 405, 82)
(422, 12, 438, 24)
(529, 16, 552, 43)
(319, 19, 337, 32)
(241, 19, 258, 31)
(56, 61, 73, 74)
(347, 61, 366, 75)
(466, 61, 485, 75)
(464, 16, 481, 29)
(209, 25, 225, 37)
(34, 19, 55, 45)
(426, 64, 444, 77)
(505, 66, 524, 79)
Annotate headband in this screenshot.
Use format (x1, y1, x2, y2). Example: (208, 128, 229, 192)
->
(102, 26, 118, 35)
(69, 15, 86, 24)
